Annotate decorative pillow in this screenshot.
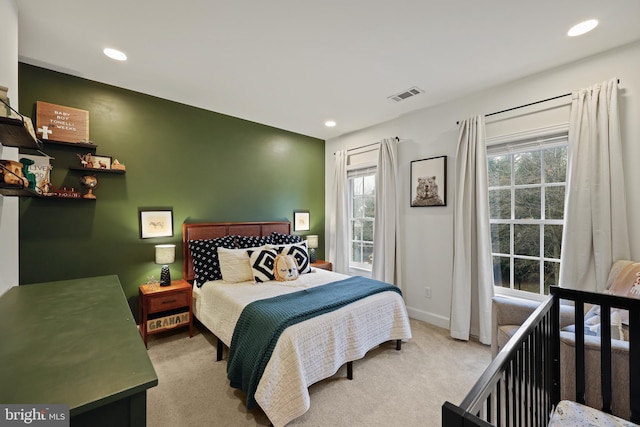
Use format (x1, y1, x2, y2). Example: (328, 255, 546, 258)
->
(236, 235, 273, 249)
(268, 241, 310, 274)
(562, 303, 626, 341)
(217, 247, 256, 283)
(188, 236, 235, 287)
(247, 248, 278, 283)
(605, 262, 640, 326)
(608, 262, 640, 298)
(270, 231, 303, 245)
(274, 253, 299, 281)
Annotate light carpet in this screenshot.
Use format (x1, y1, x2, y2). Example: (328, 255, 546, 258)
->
(146, 318, 490, 426)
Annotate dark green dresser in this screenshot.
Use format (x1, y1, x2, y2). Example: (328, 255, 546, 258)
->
(0, 275, 158, 426)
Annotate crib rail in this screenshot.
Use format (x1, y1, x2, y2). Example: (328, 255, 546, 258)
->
(443, 295, 557, 427)
(443, 286, 640, 426)
(550, 286, 640, 423)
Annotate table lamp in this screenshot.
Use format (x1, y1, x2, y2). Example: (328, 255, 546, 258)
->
(155, 244, 176, 286)
(306, 235, 318, 263)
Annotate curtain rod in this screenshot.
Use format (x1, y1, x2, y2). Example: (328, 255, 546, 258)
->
(456, 78, 621, 125)
(333, 136, 399, 155)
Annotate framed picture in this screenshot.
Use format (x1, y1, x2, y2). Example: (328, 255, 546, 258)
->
(139, 209, 174, 239)
(293, 210, 310, 231)
(410, 156, 447, 207)
(91, 155, 112, 170)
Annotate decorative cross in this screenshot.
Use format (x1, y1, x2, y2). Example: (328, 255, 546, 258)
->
(38, 125, 53, 139)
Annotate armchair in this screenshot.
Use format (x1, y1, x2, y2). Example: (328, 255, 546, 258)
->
(491, 260, 637, 420)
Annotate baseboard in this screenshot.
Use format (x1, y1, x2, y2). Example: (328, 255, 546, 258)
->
(406, 306, 449, 329)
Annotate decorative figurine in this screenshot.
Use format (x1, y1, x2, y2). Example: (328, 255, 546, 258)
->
(19, 158, 37, 190)
(76, 153, 94, 168)
(0, 160, 29, 187)
(0, 85, 10, 118)
(38, 165, 53, 195)
(111, 159, 126, 171)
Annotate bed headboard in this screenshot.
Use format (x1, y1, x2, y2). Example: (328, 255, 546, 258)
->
(182, 221, 291, 282)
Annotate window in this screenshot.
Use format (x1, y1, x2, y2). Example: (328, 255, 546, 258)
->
(348, 166, 376, 271)
(488, 134, 568, 296)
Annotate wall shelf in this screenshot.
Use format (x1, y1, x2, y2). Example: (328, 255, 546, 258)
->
(0, 183, 42, 197)
(42, 139, 97, 149)
(69, 166, 125, 174)
(0, 116, 41, 150)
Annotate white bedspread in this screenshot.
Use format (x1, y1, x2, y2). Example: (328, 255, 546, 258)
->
(192, 269, 412, 426)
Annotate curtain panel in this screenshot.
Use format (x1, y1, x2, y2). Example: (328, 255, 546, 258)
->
(559, 78, 630, 292)
(372, 138, 401, 289)
(329, 150, 350, 273)
(451, 116, 494, 344)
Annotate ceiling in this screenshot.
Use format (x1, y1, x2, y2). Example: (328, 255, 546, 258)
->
(15, 1, 640, 140)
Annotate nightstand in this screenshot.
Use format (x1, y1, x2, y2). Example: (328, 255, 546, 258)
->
(138, 279, 193, 348)
(311, 260, 332, 271)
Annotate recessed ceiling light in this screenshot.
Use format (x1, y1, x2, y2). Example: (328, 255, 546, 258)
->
(103, 48, 127, 61)
(325, 120, 336, 127)
(567, 19, 598, 37)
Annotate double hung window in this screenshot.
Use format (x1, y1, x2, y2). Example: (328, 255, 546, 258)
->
(348, 166, 376, 271)
(488, 133, 568, 296)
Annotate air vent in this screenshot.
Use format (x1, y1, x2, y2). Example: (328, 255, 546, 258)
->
(388, 86, 424, 102)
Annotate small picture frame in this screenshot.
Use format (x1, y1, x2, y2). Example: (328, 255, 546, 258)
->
(410, 156, 447, 207)
(139, 209, 174, 239)
(293, 210, 310, 232)
(92, 155, 112, 170)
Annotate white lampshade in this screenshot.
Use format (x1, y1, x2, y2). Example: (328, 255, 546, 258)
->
(155, 244, 176, 265)
(306, 235, 319, 249)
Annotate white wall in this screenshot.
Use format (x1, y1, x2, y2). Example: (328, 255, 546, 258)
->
(325, 40, 640, 333)
(0, 0, 20, 296)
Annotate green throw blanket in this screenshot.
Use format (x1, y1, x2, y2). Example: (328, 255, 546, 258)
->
(227, 276, 402, 409)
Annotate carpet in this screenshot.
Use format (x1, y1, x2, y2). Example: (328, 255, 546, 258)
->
(146, 318, 490, 426)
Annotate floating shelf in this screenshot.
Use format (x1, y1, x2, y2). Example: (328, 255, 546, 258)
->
(0, 183, 42, 197)
(42, 139, 98, 149)
(69, 166, 125, 174)
(0, 117, 41, 150)
(43, 195, 96, 201)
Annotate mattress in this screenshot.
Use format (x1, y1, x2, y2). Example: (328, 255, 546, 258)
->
(192, 268, 412, 426)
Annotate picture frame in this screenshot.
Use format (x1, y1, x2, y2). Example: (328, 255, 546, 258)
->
(293, 210, 310, 231)
(410, 155, 447, 207)
(139, 209, 174, 239)
(91, 155, 112, 170)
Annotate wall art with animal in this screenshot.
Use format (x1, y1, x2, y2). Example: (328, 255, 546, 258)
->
(410, 155, 446, 207)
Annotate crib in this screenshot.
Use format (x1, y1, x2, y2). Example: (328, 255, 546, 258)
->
(442, 286, 640, 426)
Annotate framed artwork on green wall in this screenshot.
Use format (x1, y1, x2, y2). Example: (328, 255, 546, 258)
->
(139, 209, 173, 239)
(293, 210, 310, 231)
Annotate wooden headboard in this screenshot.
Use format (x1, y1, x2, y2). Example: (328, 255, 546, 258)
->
(182, 221, 291, 282)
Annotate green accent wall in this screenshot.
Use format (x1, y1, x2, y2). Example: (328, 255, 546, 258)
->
(17, 63, 325, 317)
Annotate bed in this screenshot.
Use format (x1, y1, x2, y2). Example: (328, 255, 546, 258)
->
(441, 285, 640, 427)
(182, 221, 412, 427)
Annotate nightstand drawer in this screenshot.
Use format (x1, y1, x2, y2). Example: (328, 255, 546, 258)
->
(148, 292, 189, 312)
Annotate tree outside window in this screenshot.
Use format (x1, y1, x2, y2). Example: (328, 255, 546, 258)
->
(349, 171, 375, 270)
(488, 140, 567, 295)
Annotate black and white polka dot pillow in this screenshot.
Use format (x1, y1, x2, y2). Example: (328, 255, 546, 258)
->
(188, 235, 236, 287)
(236, 235, 272, 249)
(270, 232, 303, 245)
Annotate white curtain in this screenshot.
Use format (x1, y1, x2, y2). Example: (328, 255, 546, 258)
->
(372, 138, 401, 289)
(559, 78, 630, 292)
(329, 150, 350, 273)
(450, 116, 494, 344)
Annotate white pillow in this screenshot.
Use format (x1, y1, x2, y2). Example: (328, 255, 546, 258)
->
(217, 247, 258, 283)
